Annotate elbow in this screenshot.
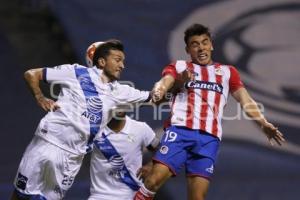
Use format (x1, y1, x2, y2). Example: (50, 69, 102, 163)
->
(24, 69, 33, 81)
(24, 68, 43, 81)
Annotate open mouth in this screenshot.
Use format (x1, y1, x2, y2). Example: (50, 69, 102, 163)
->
(198, 53, 208, 60)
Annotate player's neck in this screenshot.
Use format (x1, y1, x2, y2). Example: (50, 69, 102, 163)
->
(100, 73, 112, 83)
(107, 118, 126, 133)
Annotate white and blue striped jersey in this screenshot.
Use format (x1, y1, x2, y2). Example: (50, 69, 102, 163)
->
(36, 64, 150, 155)
(89, 116, 156, 200)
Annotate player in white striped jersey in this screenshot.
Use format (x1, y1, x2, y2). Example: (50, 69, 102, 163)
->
(134, 24, 285, 200)
(11, 39, 150, 200)
(88, 111, 159, 200)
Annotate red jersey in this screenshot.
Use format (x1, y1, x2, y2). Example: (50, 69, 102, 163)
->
(163, 60, 244, 139)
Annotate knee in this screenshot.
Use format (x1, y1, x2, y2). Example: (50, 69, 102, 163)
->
(144, 175, 160, 192)
(143, 163, 172, 192)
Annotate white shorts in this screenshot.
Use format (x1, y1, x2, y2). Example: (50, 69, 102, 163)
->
(14, 136, 83, 200)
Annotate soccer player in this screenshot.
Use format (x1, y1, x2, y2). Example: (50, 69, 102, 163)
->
(133, 24, 285, 200)
(11, 39, 151, 200)
(88, 111, 159, 200)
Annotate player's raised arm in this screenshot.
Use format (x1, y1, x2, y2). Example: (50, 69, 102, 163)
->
(232, 87, 285, 146)
(24, 68, 59, 112)
(151, 61, 195, 104)
(151, 74, 175, 103)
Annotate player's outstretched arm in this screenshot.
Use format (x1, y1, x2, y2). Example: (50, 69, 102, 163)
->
(24, 68, 60, 112)
(151, 74, 175, 103)
(232, 87, 285, 146)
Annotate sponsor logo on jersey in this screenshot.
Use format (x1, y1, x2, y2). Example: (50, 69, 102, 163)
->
(87, 96, 103, 114)
(159, 145, 169, 154)
(185, 80, 223, 94)
(98, 145, 113, 151)
(108, 155, 126, 179)
(109, 155, 125, 169)
(81, 111, 101, 123)
(78, 76, 99, 92)
(81, 96, 103, 123)
(16, 172, 28, 190)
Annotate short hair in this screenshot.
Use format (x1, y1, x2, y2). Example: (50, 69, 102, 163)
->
(92, 39, 124, 66)
(184, 24, 212, 45)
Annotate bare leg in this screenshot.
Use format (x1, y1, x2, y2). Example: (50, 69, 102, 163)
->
(133, 163, 173, 200)
(144, 163, 173, 192)
(187, 176, 210, 200)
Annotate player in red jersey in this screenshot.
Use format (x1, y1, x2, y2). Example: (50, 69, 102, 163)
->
(133, 24, 285, 200)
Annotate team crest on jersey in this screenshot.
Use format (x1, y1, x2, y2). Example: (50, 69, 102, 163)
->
(16, 172, 28, 190)
(159, 145, 169, 154)
(215, 68, 223, 76)
(127, 134, 135, 142)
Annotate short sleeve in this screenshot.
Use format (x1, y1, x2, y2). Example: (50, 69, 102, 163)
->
(162, 63, 177, 79)
(141, 123, 156, 147)
(162, 60, 188, 80)
(43, 64, 76, 83)
(114, 84, 150, 104)
(229, 66, 244, 93)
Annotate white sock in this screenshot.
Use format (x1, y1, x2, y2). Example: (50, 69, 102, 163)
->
(140, 184, 156, 197)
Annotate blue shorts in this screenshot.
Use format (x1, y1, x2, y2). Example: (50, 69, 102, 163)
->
(153, 126, 220, 179)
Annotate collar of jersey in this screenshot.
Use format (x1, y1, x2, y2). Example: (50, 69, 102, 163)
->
(103, 116, 131, 136)
(92, 66, 118, 86)
(190, 61, 220, 68)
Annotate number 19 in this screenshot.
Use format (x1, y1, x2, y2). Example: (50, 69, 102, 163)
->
(164, 130, 177, 142)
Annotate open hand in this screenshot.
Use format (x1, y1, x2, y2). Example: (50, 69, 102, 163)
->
(36, 95, 60, 112)
(261, 121, 285, 146)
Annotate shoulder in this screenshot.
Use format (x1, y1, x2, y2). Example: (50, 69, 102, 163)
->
(127, 117, 153, 132)
(214, 63, 241, 77)
(164, 60, 188, 72)
(217, 63, 239, 72)
(54, 63, 85, 70)
(114, 82, 134, 93)
(162, 60, 189, 78)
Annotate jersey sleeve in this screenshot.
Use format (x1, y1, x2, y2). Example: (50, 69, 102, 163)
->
(114, 84, 150, 104)
(162, 63, 177, 79)
(229, 66, 244, 93)
(43, 64, 76, 83)
(162, 60, 188, 80)
(141, 122, 156, 147)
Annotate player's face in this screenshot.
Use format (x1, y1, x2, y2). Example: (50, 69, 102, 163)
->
(186, 34, 213, 66)
(102, 50, 125, 81)
(113, 111, 126, 119)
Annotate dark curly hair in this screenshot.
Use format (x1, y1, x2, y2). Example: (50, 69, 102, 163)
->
(92, 39, 124, 67)
(184, 24, 212, 45)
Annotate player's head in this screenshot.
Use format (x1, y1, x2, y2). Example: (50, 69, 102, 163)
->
(184, 24, 213, 66)
(86, 39, 125, 81)
(113, 111, 126, 119)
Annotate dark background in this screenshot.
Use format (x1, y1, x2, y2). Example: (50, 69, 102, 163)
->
(1, 0, 300, 199)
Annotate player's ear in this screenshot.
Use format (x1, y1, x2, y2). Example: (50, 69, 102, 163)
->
(185, 45, 189, 54)
(97, 58, 106, 69)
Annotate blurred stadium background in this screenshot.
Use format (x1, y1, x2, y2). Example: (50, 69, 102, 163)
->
(1, 0, 300, 199)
